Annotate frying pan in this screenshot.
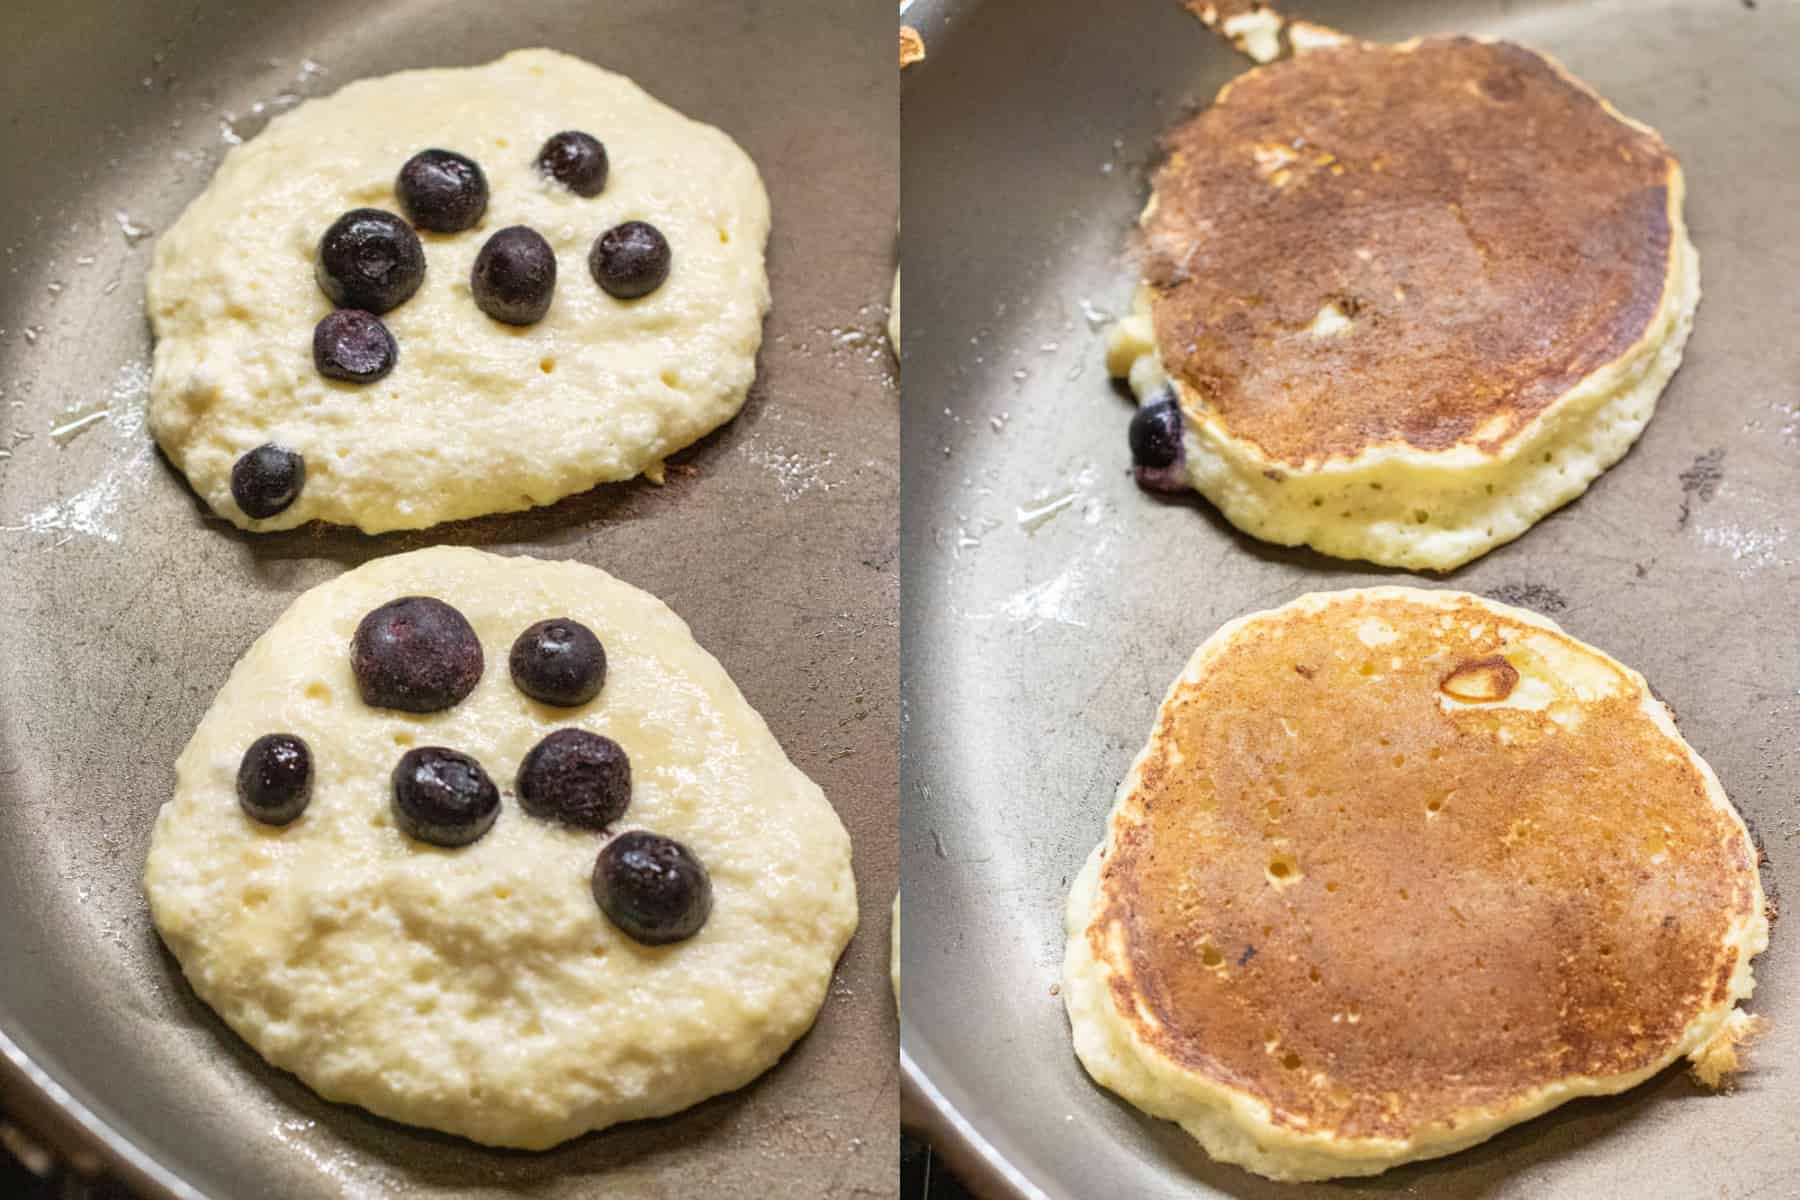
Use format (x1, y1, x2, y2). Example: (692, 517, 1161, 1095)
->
(899, 0, 1798, 1195)
(0, 1, 898, 1196)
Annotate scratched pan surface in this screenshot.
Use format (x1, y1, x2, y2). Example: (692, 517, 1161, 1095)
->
(0, 1, 897, 1197)
(900, 0, 1797, 1196)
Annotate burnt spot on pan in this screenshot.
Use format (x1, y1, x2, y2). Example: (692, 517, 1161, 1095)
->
(1485, 582, 1569, 615)
(1677, 447, 1725, 528)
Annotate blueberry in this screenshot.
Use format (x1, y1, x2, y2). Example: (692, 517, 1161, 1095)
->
(516, 729, 630, 831)
(1129, 392, 1183, 468)
(230, 444, 305, 519)
(395, 148, 488, 234)
(593, 831, 711, 945)
(535, 131, 609, 197)
(236, 733, 312, 826)
(312, 309, 397, 383)
(350, 596, 484, 713)
(589, 221, 670, 300)
(316, 208, 426, 314)
(391, 746, 500, 848)
(471, 226, 556, 325)
(509, 618, 606, 707)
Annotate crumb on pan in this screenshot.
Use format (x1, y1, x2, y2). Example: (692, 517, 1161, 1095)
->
(900, 25, 925, 69)
(1184, 2, 1349, 63)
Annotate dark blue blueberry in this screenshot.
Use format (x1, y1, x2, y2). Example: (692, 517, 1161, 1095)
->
(230, 444, 305, 519)
(316, 208, 426, 314)
(589, 221, 670, 300)
(471, 226, 556, 325)
(351, 596, 484, 713)
(391, 746, 500, 848)
(516, 729, 630, 831)
(236, 733, 312, 826)
(1128, 392, 1183, 468)
(535, 131, 609, 197)
(593, 831, 711, 945)
(312, 309, 397, 383)
(1129, 391, 1191, 494)
(509, 618, 606, 707)
(396, 148, 489, 233)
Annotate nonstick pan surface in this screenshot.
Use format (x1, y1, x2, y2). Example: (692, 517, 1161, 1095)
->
(900, 1, 1797, 1196)
(0, 1, 898, 1196)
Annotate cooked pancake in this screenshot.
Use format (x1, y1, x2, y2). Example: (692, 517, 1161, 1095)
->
(1063, 588, 1767, 1181)
(1106, 36, 1699, 570)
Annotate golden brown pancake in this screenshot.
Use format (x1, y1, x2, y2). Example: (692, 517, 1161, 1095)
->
(1145, 36, 1678, 463)
(1107, 34, 1699, 570)
(1064, 588, 1767, 1180)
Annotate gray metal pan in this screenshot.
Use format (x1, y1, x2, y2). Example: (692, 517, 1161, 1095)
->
(0, 1, 898, 1196)
(899, 0, 1798, 1196)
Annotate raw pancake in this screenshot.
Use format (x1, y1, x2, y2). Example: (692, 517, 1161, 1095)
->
(148, 49, 770, 533)
(1064, 588, 1767, 1181)
(144, 547, 856, 1149)
(1106, 35, 1698, 570)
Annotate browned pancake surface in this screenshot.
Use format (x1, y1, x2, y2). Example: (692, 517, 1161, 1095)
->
(1091, 594, 1758, 1142)
(1144, 37, 1679, 466)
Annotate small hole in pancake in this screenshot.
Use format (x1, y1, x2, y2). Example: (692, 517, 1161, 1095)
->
(1369, 482, 1382, 491)
(1398, 888, 1410, 901)
(1599, 944, 1614, 957)
(393, 732, 413, 748)
(539, 357, 556, 374)
(1311, 498, 1323, 507)
(591, 945, 608, 959)
(1282, 1052, 1303, 1071)
(1502, 1022, 1513, 1034)
(493, 886, 512, 900)
(660, 369, 679, 388)
(242, 888, 268, 908)
(718, 228, 731, 244)
(1309, 966, 1322, 984)
(1429, 748, 1443, 761)
(335, 447, 349, 459)
(1325, 880, 1339, 893)
(1544, 452, 1554, 463)
(1392, 753, 1405, 767)
(1266, 800, 1281, 821)
(304, 681, 331, 702)
(1426, 796, 1445, 815)
(1201, 944, 1224, 968)
(1414, 510, 1430, 524)
(1359, 661, 1376, 676)
(1266, 854, 1300, 885)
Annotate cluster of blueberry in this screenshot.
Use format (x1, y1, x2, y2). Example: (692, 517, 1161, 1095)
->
(234, 597, 712, 946)
(228, 131, 675, 523)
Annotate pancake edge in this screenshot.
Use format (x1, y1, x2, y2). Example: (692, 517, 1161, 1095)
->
(1062, 586, 1768, 1182)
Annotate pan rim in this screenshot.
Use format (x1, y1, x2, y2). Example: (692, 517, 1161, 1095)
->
(0, 1018, 205, 1200)
(901, 1045, 1049, 1200)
